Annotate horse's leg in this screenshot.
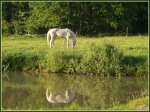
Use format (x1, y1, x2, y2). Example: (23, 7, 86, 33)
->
(50, 36, 54, 48)
(52, 38, 55, 48)
(67, 38, 69, 48)
(65, 89, 69, 98)
(62, 39, 66, 48)
(50, 37, 52, 48)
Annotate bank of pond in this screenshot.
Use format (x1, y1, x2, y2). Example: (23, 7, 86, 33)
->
(2, 72, 148, 110)
(2, 42, 148, 77)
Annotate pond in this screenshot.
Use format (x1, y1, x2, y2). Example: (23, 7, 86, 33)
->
(2, 72, 148, 110)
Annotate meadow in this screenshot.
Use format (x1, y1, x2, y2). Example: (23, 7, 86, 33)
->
(2, 35, 148, 76)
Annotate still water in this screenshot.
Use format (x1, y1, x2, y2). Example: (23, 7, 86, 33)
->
(2, 72, 148, 110)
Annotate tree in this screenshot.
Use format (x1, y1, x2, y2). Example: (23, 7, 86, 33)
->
(2, 2, 29, 35)
(2, 2, 148, 36)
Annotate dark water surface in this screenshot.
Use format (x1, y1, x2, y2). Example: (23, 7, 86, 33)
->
(2, 72, 148, 110)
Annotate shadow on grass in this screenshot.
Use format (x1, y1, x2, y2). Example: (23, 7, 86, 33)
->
(122, 55, 148, 66)
(121, 55, 148, 76)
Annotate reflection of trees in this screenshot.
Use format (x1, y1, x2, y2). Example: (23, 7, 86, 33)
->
(2, 72, 148, 110)
(23, 87, 48, 110)
(73, 75, 148, 109)
(2, 87, 30, 109)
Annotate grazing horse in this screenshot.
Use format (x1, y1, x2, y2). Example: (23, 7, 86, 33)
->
(47, 28, 76, 49)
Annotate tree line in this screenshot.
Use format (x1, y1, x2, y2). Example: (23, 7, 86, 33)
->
(2, 2, 148, 36)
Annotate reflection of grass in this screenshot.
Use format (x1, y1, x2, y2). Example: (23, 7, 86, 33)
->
(2, 97, 148, 110)
(2, 101, 86, 110)
(2, 35, 148, 76)
(107, 97, 148, 110)
(4, 98, 148, 110)
(52, 96, 149, 110)
(51, 100, 87, 110)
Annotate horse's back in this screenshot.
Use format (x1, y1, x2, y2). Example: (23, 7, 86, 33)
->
(50, 28, 71, 33)
(50, 28, 70, 37)
(50, 28, 59, 33)
(49, 28, 75, 39)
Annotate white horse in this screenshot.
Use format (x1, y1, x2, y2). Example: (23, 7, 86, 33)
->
(47, 28, 76, 49)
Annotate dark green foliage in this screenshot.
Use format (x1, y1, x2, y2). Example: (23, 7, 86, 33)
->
(2, 2, 148, 36)
(2, 2, 29, 35)
(2, 53, 39, 71)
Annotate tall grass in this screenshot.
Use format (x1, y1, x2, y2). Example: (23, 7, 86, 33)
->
(2, 35, 148, 76)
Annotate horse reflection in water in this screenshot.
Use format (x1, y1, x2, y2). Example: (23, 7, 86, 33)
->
(46, 88, 75, 103)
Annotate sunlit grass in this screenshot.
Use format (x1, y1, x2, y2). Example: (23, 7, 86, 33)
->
(2, 35, 148, 56)
(107, 97, 148, 110)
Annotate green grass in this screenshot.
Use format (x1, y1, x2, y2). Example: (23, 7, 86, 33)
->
(2, 35, 148, 76)
(107, 96, 148, 110)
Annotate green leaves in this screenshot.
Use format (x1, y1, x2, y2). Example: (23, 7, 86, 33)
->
(2, 2, 148, 35)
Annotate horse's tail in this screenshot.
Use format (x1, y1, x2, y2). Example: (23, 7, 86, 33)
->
(46, 88, 49, 100)
(47, 30, 51, 45)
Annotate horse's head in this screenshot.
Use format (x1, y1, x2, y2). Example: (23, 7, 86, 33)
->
(72, 40, 76, 49)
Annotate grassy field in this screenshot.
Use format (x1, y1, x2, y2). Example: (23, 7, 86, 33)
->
(2, 35, 148, 76)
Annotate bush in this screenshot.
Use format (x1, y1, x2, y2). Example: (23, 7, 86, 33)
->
(46, 51, 68, 72)
(79, 43, 123, 76)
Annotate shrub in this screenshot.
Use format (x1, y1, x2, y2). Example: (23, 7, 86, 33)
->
(79, 43, 123, 76)
(68, 58, 79, 74)
(46, 51, 73, 72)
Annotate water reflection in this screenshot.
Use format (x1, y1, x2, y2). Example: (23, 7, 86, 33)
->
(2, 72, 148, 110)
(46, 88, 75, 103)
